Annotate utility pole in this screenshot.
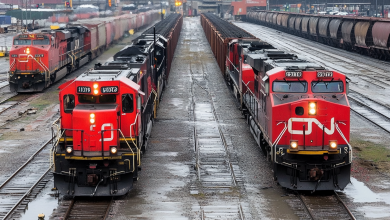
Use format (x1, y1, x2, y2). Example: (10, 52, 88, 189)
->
(382, 0, 385, 18)
(375, 0, 377, 17)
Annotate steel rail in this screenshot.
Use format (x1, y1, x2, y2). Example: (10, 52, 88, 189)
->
(0, 138, 52, 189)
(63, 197, 113, 220)
(297, 193, 315, 220)
(2, 166, 51, 220)
(349, 103, 390, 134)
(334, 191, 356, 220)
(103, 197, 114, 220)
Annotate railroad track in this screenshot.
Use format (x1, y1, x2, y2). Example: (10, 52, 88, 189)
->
(297, 191, 356, 220)
(235, 22, 390, 135)
(0, 79, 9, 90)
(190, 57, 245, 219)
(238, 22, 390, 90)
(348, 90, 390, 134)
(0, 139, 53, 220)
(63, 197, 113, 220)
(241, 22, 390, 82)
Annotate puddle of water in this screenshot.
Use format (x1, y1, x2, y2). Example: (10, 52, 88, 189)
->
(19, 179, 58, 220)
(166, 163, 190, 177)
(359, 206, 390, 219)
(169, 98, 184, 107)
(343, 178, 383, 203)
(150, 151, 178, 157)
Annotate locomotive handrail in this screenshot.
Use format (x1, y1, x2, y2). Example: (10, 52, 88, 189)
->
(101, 128, 136, 172)
(130, 112, 139, 149)
(335, 122, 352, 162)
(119, 129, 139, 168)
(226, 56, 240, 74)
(272, 122, 287, 162)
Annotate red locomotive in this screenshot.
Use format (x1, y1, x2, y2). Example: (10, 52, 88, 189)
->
(52, 14, 183, 197)
(202, 13, 352, 191)
(8, 11, 159, 93)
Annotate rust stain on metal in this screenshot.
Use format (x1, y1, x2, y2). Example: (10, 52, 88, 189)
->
(354, 21, 370, 47)
(372, 22, 390, 48)
(318, 17, 330, 37)
(295, 16, 302, 31)
(301, 16, 310, 33)
(309, 16, 319, 36)
(329, 19, 342, 39)
(341, 21, 354, 43)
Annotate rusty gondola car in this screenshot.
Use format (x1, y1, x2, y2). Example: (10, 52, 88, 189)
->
(247, 11, 390, 60)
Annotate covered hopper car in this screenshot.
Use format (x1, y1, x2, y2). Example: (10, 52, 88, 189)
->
(247, 11, 390, 60)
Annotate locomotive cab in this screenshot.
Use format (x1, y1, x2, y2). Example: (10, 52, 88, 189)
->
(244, 55, 352, 191)
(53, 68, 145, 196)
(9, 34, 53, 92)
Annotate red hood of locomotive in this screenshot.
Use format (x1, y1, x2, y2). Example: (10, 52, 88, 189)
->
(9, 45, 49, 73)
(272, 96, 350, 147)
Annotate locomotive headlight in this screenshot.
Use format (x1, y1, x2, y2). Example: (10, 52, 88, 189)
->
(290, 140, 299, 152)
(329, 141, 338, 151)
(66, 147, 73, 154)
(93, 84, 98, 89)
(111, 147, 117, 154)
(94, 90, 98, 95)
(26, 48, 30, 54)
(308, 102, 316, 115)
(90, 113, 95, 123)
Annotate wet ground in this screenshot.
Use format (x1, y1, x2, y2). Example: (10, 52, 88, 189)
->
(234, 21, 390, 219)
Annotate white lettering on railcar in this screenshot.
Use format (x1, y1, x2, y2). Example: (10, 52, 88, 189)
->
(287, 117, 335, 135)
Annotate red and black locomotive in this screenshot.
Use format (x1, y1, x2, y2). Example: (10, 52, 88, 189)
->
(202, 13, 352, 191)
(52, 14, 183, 197)
(8, 11, 159, 93)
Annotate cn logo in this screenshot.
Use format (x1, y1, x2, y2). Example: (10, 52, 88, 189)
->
(99, 123, 114, 142)
(288, 118, 334, 135)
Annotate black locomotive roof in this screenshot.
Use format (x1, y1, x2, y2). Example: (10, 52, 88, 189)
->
(77, 68, 140, 83)
(268, 59, 324, 70)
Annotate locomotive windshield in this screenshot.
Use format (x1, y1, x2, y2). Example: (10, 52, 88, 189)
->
(33, 39, 50, 45)
(272, 81, 307, 93)
(311, 81, 344, 93)
(78, 94, 116, 104)
(13, 39, 31, 45)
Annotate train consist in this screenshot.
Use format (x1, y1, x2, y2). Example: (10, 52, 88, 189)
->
(201, 13, 352, 191)
(247, 11, 390, 60)
(51, 14, 183, 197)
(8, 11, 159, 92)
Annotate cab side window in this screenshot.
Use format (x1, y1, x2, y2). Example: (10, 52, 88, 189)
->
(63, 94, 75, 113)
(122, 94, 134, 113)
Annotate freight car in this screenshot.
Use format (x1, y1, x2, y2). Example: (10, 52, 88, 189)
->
(201, 13, 352, 191)
(51, 14, 183, 197)
(247, 11, 390, 60)
(8, 11, 159, 93)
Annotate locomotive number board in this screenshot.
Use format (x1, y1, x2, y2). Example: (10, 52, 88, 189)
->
(285, 71, 302, 77)
(101, 86, 118, 93)
(77, 86, 91, 93)
(317, 71, 333, 78)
